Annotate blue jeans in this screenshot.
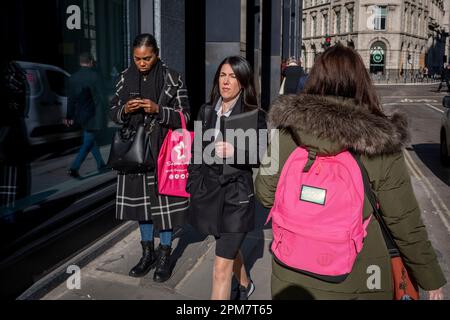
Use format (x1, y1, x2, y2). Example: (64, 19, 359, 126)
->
(139, 222, 173, 247)
(70, 130, 105, 170)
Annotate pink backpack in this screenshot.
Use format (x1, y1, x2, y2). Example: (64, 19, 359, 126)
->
(266, 147, 371, 282)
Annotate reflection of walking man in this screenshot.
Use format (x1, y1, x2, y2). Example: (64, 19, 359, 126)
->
(64, 52, 106, 178)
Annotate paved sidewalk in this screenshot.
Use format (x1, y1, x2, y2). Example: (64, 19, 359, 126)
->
(40, 202, 272, 300)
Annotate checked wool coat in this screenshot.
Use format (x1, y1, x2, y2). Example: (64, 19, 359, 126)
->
(109, 61, 190, 230)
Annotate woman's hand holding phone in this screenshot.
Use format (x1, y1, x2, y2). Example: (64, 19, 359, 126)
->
(124, 99, 142, 113)
(124, 94, 159, 114)
(124, 94, 142, 114)
(140, 99, 160, 114)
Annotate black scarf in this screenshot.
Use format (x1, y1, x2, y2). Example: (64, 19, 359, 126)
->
(128, 59, 165, 103)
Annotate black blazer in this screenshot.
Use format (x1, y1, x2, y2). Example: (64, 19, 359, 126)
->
(186, 95, 267, 235)
(191, 94, 267, 177)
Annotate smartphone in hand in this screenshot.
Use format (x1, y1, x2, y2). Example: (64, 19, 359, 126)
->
(128, 92, 142, 100)
(126, 92, 143, 113)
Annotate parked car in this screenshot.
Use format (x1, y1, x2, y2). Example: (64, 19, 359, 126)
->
(15, 61, 82, 146)
(440, 96, 450, 166)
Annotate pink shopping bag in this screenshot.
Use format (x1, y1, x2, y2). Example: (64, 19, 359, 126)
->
(157, 111, 193, 197)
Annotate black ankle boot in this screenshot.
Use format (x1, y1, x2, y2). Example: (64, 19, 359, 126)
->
(153, 244, 172, 282)
(129, 240, 157, 277)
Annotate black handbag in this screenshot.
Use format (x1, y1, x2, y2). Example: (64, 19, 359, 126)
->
(107, 116, 156, 173)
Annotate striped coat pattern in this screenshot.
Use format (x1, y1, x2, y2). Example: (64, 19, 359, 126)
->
(109, 62, 190, 229)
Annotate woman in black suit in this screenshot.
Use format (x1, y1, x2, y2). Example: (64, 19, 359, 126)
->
(187, 56, 267, 300)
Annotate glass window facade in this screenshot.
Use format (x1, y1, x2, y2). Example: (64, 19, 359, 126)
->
(370, 41, 387, 74)
(335, 10, 341, 34)
(312, 16, 317, 36)
(373, 6, 387, 31)
(347, 8, 353, 33)
(323, 13, 329, 35)
(303, 18, 306, 37)
(1, 0, 138, 289)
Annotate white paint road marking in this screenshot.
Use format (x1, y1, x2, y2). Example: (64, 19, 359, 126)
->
(425, 103, 444, 114)
(403, 150, 450, 234)
(382, 102, 445, 114)
(400, 99, 438, 103)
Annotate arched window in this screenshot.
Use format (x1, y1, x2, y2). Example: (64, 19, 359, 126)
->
(370, 41, 387, 75)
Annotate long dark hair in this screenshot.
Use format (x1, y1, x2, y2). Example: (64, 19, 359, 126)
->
(209, 56, 258, 112)
(132, 33, 159, 55)
(303, 44, 385, 117)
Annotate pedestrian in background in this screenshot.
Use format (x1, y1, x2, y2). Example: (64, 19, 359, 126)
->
(422, 66, 428, 80)
(256, 44, 446, 300)
(280, 57, 306, 95)
(437, 64, 450, 92)
(65, 52, 107, 178)
(110, 34, 190, 282)
(187, 56, 267, 300)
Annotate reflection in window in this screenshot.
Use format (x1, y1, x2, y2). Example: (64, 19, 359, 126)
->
(46, 71, 69, 97)
(24, 69, 42, 97)
(370, 41, 387, 75)
(312, 16, 317, 36)
(412, 11, 418, 34)
(83, 0, 97, 59)
(322, 13, 328, 35)
(417, 14, 421, 36)
(373, 6, 387, 31)
(302, 46, 307, 69)
(335, 10, 341, 34)
(347, 8, 353, 33)
(404, 8, 409, 33)
(0, 0, 131, 260)
(302, 18, 306, 38)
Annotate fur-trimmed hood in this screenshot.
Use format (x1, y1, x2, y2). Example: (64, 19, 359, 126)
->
(269, 94, 409, 156)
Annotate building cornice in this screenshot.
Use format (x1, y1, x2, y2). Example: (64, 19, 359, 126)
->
(333, 5, 341, 12)
(344, 1, 355, 10)
(303, 1, 332, 11)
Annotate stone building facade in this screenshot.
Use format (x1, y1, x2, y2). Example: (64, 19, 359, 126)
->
(301, 0, 448, 81)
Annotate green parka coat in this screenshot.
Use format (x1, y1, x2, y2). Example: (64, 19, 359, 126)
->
(255, 94, 446, 300)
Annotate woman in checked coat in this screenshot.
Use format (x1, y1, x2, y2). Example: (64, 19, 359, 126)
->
(109, 34, 190, 282)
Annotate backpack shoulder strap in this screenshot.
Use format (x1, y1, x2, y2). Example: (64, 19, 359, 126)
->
(351, 152, 399, 256)
(286, 127, 317, 173)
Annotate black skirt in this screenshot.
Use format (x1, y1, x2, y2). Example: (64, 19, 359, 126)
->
(188, 165, 255, 237)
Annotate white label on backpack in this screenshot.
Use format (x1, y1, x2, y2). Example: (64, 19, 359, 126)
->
(300, 185, 326, 205)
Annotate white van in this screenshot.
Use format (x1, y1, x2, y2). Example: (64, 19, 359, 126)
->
(15, 61, 82, 146)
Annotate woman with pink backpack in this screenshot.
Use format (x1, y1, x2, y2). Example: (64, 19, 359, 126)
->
(255, 44, 446, 300)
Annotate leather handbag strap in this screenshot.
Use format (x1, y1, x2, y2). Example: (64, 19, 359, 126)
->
(202, 104, 214, 129)
(178, 110, 187, 130)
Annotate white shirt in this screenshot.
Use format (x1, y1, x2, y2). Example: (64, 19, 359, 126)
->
(213, 97, 237, 140)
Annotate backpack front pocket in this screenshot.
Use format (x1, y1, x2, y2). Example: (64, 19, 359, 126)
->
(271, 222, 355, 282)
